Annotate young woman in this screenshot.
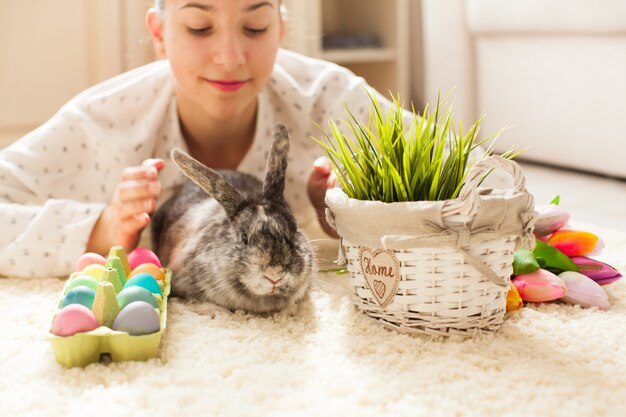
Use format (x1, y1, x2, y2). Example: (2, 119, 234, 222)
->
(0, 0, 412, 277)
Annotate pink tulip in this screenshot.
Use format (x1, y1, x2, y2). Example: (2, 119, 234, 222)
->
(512, 269, 567, 303)
(558, 271, 610, 310)
(570, 256, 622, 286)
(533, 204, 570, 237)
(547, 230, 599, 257)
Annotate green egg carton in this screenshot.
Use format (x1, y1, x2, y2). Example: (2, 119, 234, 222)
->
(48, 269, 171, 368)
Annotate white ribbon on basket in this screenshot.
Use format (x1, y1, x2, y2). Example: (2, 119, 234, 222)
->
(380, 225, 519, 287)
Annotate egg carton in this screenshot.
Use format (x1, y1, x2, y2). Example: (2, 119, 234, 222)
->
(48, 269, 171, 368)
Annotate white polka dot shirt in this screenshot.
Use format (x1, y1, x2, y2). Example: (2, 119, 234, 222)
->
(0, 49, 412, 278)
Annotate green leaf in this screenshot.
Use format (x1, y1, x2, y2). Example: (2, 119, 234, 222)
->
(549, 195, 561, 205)
(533, 239, 578, 273)
(536, 257, 547, 269)
(310, 89, 513, 202)
(512, 248, 540, 276)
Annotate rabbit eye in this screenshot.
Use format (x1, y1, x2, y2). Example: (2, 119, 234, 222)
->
(241, 232, 249, 245)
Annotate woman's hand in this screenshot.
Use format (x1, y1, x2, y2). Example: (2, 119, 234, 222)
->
(307, 156, 339, 239)
(87, 158, 165, 255)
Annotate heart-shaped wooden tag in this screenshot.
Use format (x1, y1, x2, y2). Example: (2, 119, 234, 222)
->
(358, 248, 400, 309)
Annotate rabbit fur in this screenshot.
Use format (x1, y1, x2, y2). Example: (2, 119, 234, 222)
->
(151, 124, 314, 314)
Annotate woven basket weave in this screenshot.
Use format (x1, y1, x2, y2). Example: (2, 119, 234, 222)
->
(325, 156, 536, 337)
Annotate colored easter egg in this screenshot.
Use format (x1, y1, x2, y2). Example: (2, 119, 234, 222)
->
(128, 247, 161, 270)
(129, 263, 165, 282)
(74, 252, 107, 272)
(117, 286, 158, 309)
(65, 275, 99, 293)
(112, 301, 160, 336)
(123, 272, 162, 295)
(61, 286, 96, 309)
(52, 304, 99, 337)
(80, 264, 106, 281)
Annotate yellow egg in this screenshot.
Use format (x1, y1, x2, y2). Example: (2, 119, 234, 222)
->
(80, 264, 106, 281)
(129, 263, 165, 282)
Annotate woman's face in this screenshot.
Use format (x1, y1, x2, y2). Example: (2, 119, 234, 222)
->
(148, 0, 283, 121)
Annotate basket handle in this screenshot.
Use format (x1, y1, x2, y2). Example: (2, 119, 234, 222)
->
(457, 155, 536, 249)
(458, 155, 530, 216)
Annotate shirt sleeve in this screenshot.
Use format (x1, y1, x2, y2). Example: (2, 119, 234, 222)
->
(0, 61, 180, 278)
(0, 108, 107, 278)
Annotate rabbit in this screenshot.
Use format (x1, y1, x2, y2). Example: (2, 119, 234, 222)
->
(151, 124, 315, 314)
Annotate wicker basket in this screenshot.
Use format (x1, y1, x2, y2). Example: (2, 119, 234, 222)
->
(325, 156, 536, 337)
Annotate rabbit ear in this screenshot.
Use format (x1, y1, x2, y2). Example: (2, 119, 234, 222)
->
(262, 124, 290, 201)
(171, 148, 243, 218)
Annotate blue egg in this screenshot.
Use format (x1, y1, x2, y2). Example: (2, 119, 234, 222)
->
(123, 272, 162, 295)
(62, 285, 96, 309)
(112, 301, 160, 335)
(117, 286, 158, 309)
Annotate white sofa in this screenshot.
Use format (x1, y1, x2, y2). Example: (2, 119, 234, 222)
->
(421, 0, 626, 178)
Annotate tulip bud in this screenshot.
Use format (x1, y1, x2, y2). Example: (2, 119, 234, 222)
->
(533, 204, 570, 237)
(512, 269, 567, 303)
(547, 230, 599, 257)
(570, 256, 622, 286)
(558, 271, 610, 310)
(506, 284, 524, 311)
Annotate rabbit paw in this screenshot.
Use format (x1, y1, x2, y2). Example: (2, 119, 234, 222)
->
(283, 294, 310, 316)
(188, 302, 231, 318)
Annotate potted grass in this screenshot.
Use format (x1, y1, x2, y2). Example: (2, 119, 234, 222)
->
(314, 93, 536, 337)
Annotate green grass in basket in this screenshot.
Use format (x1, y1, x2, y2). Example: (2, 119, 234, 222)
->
(313, 92, 518, 203)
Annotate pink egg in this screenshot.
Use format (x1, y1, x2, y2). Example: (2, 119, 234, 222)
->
(51, 304, 100, 337)
(128, 247, 161, 270)
(74, 252, 107, 272)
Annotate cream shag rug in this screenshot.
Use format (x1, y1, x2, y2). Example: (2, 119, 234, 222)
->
(1, 222, 625, 417)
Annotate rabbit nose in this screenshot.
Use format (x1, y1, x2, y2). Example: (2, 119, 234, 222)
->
(264, 275, 282, 285)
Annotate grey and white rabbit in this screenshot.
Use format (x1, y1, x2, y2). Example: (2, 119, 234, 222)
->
(151, 124, 314, 314)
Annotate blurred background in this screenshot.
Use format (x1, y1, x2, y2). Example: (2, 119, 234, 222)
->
(1, 0, 625, 229)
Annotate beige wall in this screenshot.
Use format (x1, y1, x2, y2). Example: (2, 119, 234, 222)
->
(0, 0, 154, 148)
